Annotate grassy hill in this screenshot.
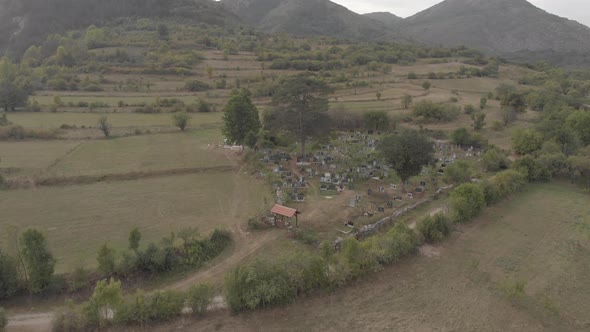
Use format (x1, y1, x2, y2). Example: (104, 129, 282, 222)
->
(363, 12, 404, 27)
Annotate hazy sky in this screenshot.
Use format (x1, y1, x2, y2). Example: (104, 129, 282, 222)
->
(332, 0, 590, 27)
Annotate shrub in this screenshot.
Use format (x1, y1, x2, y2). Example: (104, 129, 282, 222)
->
(464, 104, 476, 114)
(52, 300, 90, 331)
(418, 213, 451, 243)
(173, 112, 190, 131)
(512, 155, 550, 182)
(444, 160, 473, 184)
(294, 229, 320, 246)
(451, 183, 486, 223)
(187, 284, 214, 316)
(482, 170, 527, 205)
(197, 99, 212, 113)
(482, 147, 509, 172)
(512, 128, 543, 155)
(133, 105, 160, 114)
(413, 100, 460, 122)
(342, 238, 380, 279)
(68, 265, 90, 292)
(116, 290, 185, 325)
(378, 223, 420, 263)
(225, 259, 295, 312)
(407, 72, 417, 79)
(184, 80, 209, 92)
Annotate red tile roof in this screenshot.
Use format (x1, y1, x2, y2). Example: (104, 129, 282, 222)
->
(271, 204, 298, 218)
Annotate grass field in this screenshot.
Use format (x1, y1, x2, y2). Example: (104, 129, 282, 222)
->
(0, 141, 81, 177)
(7, 112, 223, 129)
(44, 129, 229, 178)
(170, 182, 590, 331)
(0, 172, 271, 273)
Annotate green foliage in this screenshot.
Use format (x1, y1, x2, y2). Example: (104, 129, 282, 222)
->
(451, 183, 486, 223)
(378, 130, 435, 184)
(0, 250, 19, 299)
(0, 80, 30, 112)
(402, 94, 413, 109)
(480, 97, 488, 110)
(450, 128, 486, 147)
(52, 300, 90, 331)
(418, 213, 452, 243)
(187, 284, 214, 316)
(86, 278, 123, 326)
(97, 116, 111, 137)
(566, 110, 590, 146)
(269, 74, 333, 156)
(0, 307, 7, 330)
(500, 279, 527, 300)
(512, 128, 543, 155)
(197, 99, 212, 113)
(482, 147, 509, 172)
(471, 112, 486, 130)
(413, 100, 460, 122)
(21, 229, 55, 293)
(225, 259, 295, 312)
(68, 265, 90, 292)
(97, 243, 116, 276)
(444, 160, 473, 184)
(512, 155, 552, 182)
(128, 228, 141, 252)
(184, 80, 210, 92)
(342, 238, 381, 278)
(173, 112, 190, 131)
(294, 229, 320, 246)
(116, 290, 185, 325)
(566, 153, 590, 189)
(500, 92, 527, 124)
(223, 89, 261, 148)
(422, 81, 431, 91)
(464, 104, 476, 114)
(482, 170, 527, 205)
(363, 111, 390, 131)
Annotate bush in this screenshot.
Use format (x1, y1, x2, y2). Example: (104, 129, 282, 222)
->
(68, 265, 90, 292)
(342, 238, 380, 279)
(418, 213, 451, 243)
(187, 284, 214, 316)
(225, 259, 295, 312)
(97, 244, 116, 276)
(184, 80, 210, 92)
(133, 105, 160, 114)
(482, 147, 509, 172)
(482, 170, 527, 205)
(0, 307, 7, 330)
(115, 290, 185, 325)
(451, 183, 486, 223)
(377, 223, 419, 264)
(512, 155, 550, 182)
(464, 104, 476, 114)
(294, 229, 320, 246)
(413, 100, 460, 122)
(52, 301, 91, 331)
(512, 129, 543, 155)
(444, 160, 473, 184)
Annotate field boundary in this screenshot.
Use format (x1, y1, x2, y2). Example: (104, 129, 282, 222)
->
(4, 165, 236, 189)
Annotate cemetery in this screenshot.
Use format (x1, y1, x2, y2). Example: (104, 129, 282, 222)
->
(256, 131, 484, 241)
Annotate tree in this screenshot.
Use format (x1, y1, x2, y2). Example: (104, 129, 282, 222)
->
(128, 228, 141, 252)
(378, 130, 435, 191)
(450, 128, 472, 146)
(173, 112, 190, 131)
(270, 74, 333, 156)
(222, 89, 261, 148)
(422, 81, 431, 92)
(0, 250, 19, 299)
(480, 97, 488, 110)
(97, 244, 116, 276)
(471, 112, 486, 131)
(501, 92, 527, 124)
(566, 110, 590, 146)
(482, 147, 509, 172)
(401, 94, 413, 109)
(0, 81, 29, 112)
(157, 24, 169, 41)
(363, 111, 389, 131)
(512, 128, 543, 155)
(98, 116, 111, 137)
(376, 91, 382, 101)
(88, 278, 123, 324)
(20, 229, 55, 293)
(0, 307, 6, 330)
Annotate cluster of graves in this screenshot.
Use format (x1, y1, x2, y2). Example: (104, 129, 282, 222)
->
(260, 134, 483, 209)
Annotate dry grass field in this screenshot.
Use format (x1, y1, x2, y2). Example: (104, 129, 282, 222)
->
(0, 171, 271, 273)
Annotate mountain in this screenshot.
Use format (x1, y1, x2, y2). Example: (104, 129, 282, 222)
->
(364, 12, 404, 27)
(221, 0, 390, 40)
(398, 0, 590, 55)
(0, 0, 240, 55)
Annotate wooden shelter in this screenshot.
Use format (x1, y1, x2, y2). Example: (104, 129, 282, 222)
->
(271, 204, 300, 227)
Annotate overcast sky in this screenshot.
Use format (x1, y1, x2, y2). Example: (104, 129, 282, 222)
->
(332, 0, 590, 27)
